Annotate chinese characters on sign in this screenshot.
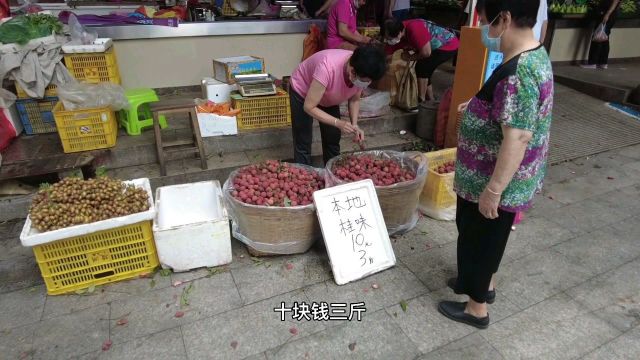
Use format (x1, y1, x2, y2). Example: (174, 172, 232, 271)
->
(274, 302, 366, 321)
(333, 195, 375, 268)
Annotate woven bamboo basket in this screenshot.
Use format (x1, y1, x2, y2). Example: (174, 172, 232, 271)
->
(222, 164, 323, 256)
(326, 151, 428, 235)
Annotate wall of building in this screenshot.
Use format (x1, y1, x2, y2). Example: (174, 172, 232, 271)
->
(113, 33, 307, 89)
(550, 27, 640, 62)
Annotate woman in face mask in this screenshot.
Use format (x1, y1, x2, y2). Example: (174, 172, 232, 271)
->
(326, 0, 372, 50)
(383, 18, 459, 103)
(289, 46, 387, 165)
(438, 0, 554, 329)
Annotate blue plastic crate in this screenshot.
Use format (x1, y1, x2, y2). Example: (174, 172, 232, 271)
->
(16, 97, 58, 135)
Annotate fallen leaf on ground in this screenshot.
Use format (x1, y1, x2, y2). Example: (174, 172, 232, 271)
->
(159, 269, 172, 277)
(172, 280, 183, 287)
(348, 342, 356, 351)
(230, 340, 239, 350)
(175, 311, 185, 318)
(548, 195, 555, 200)
(150, 279, 156, 288)
(289, 327, 298, 335)
(116, 318, 128, 326)
(139, 273, 152, 279)
(607, 176, 615, 180)
(102, 340, 112, 351)
(400, 300, 408, 312)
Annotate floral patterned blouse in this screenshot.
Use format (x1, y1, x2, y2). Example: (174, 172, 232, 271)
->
(454, 45, 554, 212)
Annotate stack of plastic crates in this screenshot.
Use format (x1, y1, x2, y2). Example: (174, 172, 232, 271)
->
(52, 102, 118, 153)
(63, 47, 121, 84)
(231, 89, 291, 130)
(19, 178, 159, 295)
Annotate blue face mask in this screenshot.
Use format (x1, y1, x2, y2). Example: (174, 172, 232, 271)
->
(480, 15, 504, 52)
(352, 77, 371, 89)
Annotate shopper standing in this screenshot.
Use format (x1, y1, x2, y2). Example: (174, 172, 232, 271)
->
(438, 0, 554, 329)
(289, 47, 386, 165)
(581, 0, 621, 69)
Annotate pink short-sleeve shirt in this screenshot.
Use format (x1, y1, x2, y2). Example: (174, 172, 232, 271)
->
(326, 0, 357, 49)
(290, 49, 360, 107)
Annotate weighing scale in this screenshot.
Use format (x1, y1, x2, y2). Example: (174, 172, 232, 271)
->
(234, 74, 277, 97)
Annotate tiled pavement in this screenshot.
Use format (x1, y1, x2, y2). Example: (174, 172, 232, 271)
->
(1, 143, 639, 360)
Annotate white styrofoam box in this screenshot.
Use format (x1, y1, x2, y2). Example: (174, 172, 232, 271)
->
(152, 181, 231, 272)
(201, 77, 236, 103)
(20, 178, 155, 247)
(313, 179, 396, 285)
(62, 38, 113, 54)
(197, 112, 238, 137)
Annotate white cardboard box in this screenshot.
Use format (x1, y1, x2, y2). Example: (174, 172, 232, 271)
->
(201, 77, 236, 103)
(197, 112, 238, 137)
(153, 181, 232, 272)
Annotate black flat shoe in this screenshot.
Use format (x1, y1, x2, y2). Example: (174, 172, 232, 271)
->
(447, 277, 496, 304)
(437, 301, 490, 329)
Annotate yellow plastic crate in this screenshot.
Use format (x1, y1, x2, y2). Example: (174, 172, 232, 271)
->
(15, 82, 57, 99)
(63, 48, 121, 84)
(52, 102, 118, 153)
(231, 89, 291, 130)
(420, 148, 457, 209)
(32, 221, 158, 295)
(222, 0, 238, 16)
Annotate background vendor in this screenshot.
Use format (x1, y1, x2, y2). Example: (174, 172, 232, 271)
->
(384, 18, 459, 102)
(326, 0, 372, 50)
(289, 46, 386, 165)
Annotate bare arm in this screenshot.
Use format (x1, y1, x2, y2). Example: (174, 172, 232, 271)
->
(348, 92, 365, 142)
(603, 0, 621, 22)
(338, 22, 369, 43)
(304, 80, 358, 134)
(540, 20, 548, 43)
(316, 0, 337, 17)
(478, 125, 533, 218)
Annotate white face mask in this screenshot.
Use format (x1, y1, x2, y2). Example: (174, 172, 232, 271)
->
(386, 37, 401, 45)
(352, 77, 371, 89)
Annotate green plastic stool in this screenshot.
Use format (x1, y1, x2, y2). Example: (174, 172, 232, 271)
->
(120, 88, 168, 135)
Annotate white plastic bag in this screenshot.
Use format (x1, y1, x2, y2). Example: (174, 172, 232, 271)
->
(340, 89, 391, 118)
(67, 13, 97, 45)
(57, 82, 129, 111)
(592, 23, 608, 42)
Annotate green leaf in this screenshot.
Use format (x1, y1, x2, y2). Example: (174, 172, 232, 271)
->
(150, 279, 156, 288)
(39, 183, 51, 191)
(283, 197, 292, 207)
(87, 285, 96, 293)
(400, 300, 408, 312)
(159, 269, 172, 277)
(205, 266, 228, 278)
(180, 283, 194, 308)
(95, 166, 108, 177)
(75, 288, 87, 295)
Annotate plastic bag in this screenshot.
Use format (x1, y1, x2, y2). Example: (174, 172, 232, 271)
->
(592, 23, 608, 42)
(302, 24, 325, 61)
(325, 150, 428, 235)
(340, 89, 391, 118)
(67, 13, 97, 45)
(57, 82, 130, 111)
(0, 88, 16, 109)
(222, 163, 325, 255)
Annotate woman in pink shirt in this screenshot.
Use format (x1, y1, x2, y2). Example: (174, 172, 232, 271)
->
(289, 46, 386, 165)
(326, 0, 371, 50)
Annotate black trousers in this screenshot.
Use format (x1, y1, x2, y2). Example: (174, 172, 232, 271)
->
(290, 89, 342, 165)
(454, 197, 516, 303)
(416, 49, 458, 85)
(587, 16, 617, 65)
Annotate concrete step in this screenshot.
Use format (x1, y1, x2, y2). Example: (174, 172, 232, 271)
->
(96, 109, 417, 170)
(106, 131, 425, 192)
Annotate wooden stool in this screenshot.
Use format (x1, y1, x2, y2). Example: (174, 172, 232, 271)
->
(151, 104, 207, 176)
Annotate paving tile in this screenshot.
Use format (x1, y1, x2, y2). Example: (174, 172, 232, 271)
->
(43, 273, 171, 320)
(526, 192, 566, 218)
(541, 199, 628, 236)
(482, 293, 621, 360)
(496, 249, 594, 309)
(553, 227, 640, 276)
(504, 216, 575, 261)
(109, 272, 242, 344)
(265, 310, 420, 360)
(617, 144, 640, 160)
(543, 162, 588, 185)
(0, 254, 43, 294)
(0, 285, 46, 331)
(32, 305, 110, 360)
(417, 333, 504, 360)
(566, 259, 640, 332)
(591, 186, 640, 215)
(0, 233, 33, 261)
(231, 249, 332, 304)
(399, 242, 458, 292)
(242, 352, 268, 360)
(391, 219, 457, 259)
(182, 290, 323, 360)
(543, 168, 638, 205)
(303, 264, 427, 316)
(383, 294, 475, 354)
(78, 328, 187, 360)
(582, 326, 640, 360)
(0, 324, 37, 360)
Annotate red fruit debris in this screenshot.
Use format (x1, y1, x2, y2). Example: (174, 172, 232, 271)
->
(331, 155, 416, 187)
(230, 160, 324, 207)
(116, 318, 128, 326)
(230, 340, 239, 350)
(102, 340, 112, 351)
(289, 327, 299, 335)
(174, 311, 185, 318)
(434, 161, 455, 175)
(285, 263, 294, 270)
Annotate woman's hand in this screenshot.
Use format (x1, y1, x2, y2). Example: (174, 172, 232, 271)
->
(478, 188, 501, 219)
(458, 100, 471, 113)
(337, 119, 358, 134)
(353, 126, 365, 143)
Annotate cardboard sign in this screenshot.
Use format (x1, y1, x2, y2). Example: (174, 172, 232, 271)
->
(313, 180, 396, 285)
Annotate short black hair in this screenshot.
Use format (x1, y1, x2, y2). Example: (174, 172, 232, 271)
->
(476, 0, 539, 29)
(384, 18, 405, 38)
(349, 46, 387, 81)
